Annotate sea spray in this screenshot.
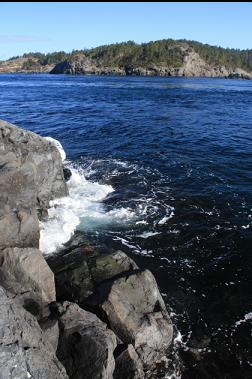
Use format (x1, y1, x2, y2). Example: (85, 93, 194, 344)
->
(39, 137, 138, 254)
(39, 165, 114, 254)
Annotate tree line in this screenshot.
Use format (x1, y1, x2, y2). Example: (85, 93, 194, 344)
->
(5, 39, 252, 71)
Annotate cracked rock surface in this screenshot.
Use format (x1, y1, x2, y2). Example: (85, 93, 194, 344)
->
(0, 286, 68, 379)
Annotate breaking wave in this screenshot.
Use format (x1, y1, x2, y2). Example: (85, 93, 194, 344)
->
(39, 139, 139, 254)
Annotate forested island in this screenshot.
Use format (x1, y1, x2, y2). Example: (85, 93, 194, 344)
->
(1, 38, 252, 78)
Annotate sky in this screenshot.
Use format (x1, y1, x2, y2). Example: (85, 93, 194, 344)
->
(0, 2, 252, 60)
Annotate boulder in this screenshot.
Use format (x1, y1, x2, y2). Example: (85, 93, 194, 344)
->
(47, 244, 97, 304)
(0, 286, 68, 379)
(56, 302, 117, 379)
(0, 206, 39, 249)
(91, 250, 138, 284)
(0, 247, 56, 317)
(114, 344, 144, 379)
(47, 248, 138, 305)
(0, 119, 68, 249)
(56, 257, 93, 304)
(87, 269, 173, 366)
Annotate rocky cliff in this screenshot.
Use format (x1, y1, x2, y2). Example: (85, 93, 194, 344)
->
(1, 38, 252, 79)
(0, 57, 53, 73)
(50, 49, 252, 79)
(0, 120, 174, 378)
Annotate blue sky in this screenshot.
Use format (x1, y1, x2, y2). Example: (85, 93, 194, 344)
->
(0, 2, 251, 60)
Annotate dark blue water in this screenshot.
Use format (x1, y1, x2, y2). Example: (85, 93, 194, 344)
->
(1, 74, 252, 378)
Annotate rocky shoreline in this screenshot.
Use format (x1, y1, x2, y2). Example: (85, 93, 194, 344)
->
(50, 51, 252, 79)
(0, 120, 174, 378)
(1, 49, 252, 79)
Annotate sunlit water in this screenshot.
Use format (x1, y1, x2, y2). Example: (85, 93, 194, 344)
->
(0, 74, 252, 378)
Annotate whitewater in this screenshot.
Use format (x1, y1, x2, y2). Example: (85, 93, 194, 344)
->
(40, 137, 136, 254)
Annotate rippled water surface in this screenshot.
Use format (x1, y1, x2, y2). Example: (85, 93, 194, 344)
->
(0, 74, 252, 378)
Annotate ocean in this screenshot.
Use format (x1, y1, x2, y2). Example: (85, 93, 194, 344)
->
(0, 74, 251, 378)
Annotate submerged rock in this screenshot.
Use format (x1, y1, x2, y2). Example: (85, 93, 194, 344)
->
(56, 301, 117, 379)
(87, 269, 173, 367)
(0, 286, 68, 379)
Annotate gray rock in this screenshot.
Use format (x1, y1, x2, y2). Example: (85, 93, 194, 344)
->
(87, 269, 173, 367)
(0, 247, 56, 317)
(49, 47, 252, 79)
(114, 344, 144, 379)
(0, 286, 68, 379)
(0, 119, 68, 249)
(228, 68, 252, 80)
(40, 318, 59, 352)
(57, 257, 94, 303)
(47, 244, 96, 304)
(56, 301, 117, 379)
(51, 56, 125, 76)
(91, 250, 138, 284)
(47, 248, 138, 305)
(0, 206, 39, 248)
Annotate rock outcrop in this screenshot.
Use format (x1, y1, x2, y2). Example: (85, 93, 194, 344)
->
(50, 56, 125, 76)
(87, 269, 173, 366)
(0, 247, 55, 317)
(47, 247, 173, 371)
(0, 56, 53, 73)
(114, 344, 145, 379)
(0, 119, 174, 378)
(39, 318, 60, 352)
(0, 286, 68, 379)
(1, 39, 252, 79)
(50, 49, 252, 79)
(0, 120, 69, 377)
(55, 302, 117, 379)
(47, 248, 138, 305)
(0, 120, 68, 249)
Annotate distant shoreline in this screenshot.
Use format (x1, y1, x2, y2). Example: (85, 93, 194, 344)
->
(1, 38, 252, 79)
(0, 72, 251, 80)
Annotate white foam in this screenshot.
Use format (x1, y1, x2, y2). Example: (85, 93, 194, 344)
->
(158, 211, 174, 225)
(241, 224, 250, 229)
(164, 374, 182, 379)
(112, 236, 137, 250)
(137, 231, 161, 238)
(235, 312, 252, 327)
(39, 137, 177, 255)
(39, 166, 114, 254)
(44, 136, 66, 161)
(174, 331, 183, 345)
(39, 153, 139, 254)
